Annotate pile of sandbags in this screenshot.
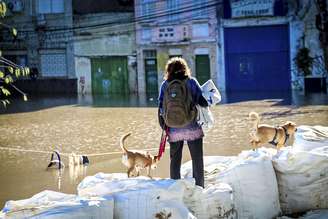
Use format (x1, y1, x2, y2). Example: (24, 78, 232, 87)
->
(78, 172, 238, 219)
(181, 149, 281, 219)
(77, 173, 196, 219)
(272, 125, 328, 215)
(293, 125, 328, 151)
(273, 146, 328, 214)
(2, 125, 327, 219)
(0, 190, 113, 219)
(183, 182, 235, 219)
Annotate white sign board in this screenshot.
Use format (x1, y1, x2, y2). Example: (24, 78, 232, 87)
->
(231, 0, 275, 18)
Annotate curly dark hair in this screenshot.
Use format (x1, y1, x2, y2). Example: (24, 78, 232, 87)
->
(164, 57, 191, 81)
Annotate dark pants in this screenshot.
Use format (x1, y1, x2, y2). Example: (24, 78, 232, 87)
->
(169, 138, 204, 188)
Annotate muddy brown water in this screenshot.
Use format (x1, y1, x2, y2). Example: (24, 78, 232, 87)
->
(0, 94, 328, 208)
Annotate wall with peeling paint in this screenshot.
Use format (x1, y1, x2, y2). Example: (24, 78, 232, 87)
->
(73, 13, 137, 95)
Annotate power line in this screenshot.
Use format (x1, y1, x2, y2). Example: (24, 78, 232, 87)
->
(6, 0, 216, 25)
(1, 8, 220, 45)
(7, 0, 221, 33)
(4, 9, 220, 45)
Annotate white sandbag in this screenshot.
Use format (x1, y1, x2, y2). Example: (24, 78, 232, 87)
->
(78, 173, 196, 219)
(181, 155, 238, 188)
(183, 182, 235, 219)
(273, 146, 328, 214)
(0, 190, 113, 219)
(293, 125, 328, 151)
(300, 209, 328, 219)
(181, 148, 281, 219)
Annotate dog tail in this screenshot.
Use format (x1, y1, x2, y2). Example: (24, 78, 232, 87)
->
(120, 133, 131, 153)
(249, 112, 260, 129)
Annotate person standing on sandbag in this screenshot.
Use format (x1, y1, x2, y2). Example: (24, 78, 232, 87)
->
(158, 57, 208, 188)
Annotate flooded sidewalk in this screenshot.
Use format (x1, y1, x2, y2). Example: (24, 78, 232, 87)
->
(0, 91, 327, 207)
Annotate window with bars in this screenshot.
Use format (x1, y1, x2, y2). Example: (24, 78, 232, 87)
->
(38, 0, 64, 14)
(40, 52, 67, 77)
(143, 50, 157, 59)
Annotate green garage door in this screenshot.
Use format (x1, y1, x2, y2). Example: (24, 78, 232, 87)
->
(91, 57, 129, 95)
(195, 55, 210, 85)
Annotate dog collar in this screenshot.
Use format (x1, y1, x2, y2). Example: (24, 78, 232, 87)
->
(282, 126, 290, 144)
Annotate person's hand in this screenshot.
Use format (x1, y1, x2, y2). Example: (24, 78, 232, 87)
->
(158, 108, 166, 130)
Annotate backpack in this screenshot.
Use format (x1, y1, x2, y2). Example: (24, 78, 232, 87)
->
(163, 79, 197, 128)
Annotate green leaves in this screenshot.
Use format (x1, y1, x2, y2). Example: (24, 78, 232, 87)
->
(0, 86, 10, 96)
(295, 47, 314, 76)
(4, 75, 13, 84)
(0, 1, 7, 17)
(5, 66, 30, 77)
(1, 99, 10, 108)
(0, 1, 28, 107)
(24, 67, 30, 75)
(15, 68, 20, 77)
(12, 28, 17, 37)
(8, 66, 13, 74)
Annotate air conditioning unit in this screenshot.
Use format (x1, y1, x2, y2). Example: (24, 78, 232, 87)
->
(36, 14, 46, 27)
(7, 0, 24, 13)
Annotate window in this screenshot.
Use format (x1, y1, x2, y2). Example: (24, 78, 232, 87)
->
(192, 23, 209, 38)
(40, 52, 67, 77)
(167, 0, 179, 22)
(193, 0, 208, 18)
(140, 0, 155, 19)
(141, 28, 151, 41)
(38, 0, 64, 14)
(144, 50, 156, 59)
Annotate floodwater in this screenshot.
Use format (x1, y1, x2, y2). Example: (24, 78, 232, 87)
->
(0, 91, 328, 207)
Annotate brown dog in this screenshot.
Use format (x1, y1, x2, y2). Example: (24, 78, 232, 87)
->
(120, 133, 159, 178)
(249, 112, 297, 150)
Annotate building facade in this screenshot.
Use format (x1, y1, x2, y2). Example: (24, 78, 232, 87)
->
(135, 0, 219, 98)
(2, 0, 327, 96)
(1, 0, 76, 93)
(73, 0, 136, 96)
(217, 0, 328, 92)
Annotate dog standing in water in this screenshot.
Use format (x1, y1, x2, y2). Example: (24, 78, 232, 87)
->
(120, 133, 159, 178)
(249, 112, 297, 150)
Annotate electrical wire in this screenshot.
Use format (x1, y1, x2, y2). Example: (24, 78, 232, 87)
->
(3, 0, 221, 33)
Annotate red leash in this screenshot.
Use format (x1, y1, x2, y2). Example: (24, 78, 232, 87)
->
(157, 127, 169, 160)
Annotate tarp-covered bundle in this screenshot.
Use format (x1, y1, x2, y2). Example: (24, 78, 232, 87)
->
(0, 190, 114, 219)
(181, 149, 281, 219)
(77, 173, 196, 219)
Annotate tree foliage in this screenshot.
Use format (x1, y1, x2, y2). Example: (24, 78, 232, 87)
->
(294, 47, 314, 77)
(0, 0, 29, 107)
